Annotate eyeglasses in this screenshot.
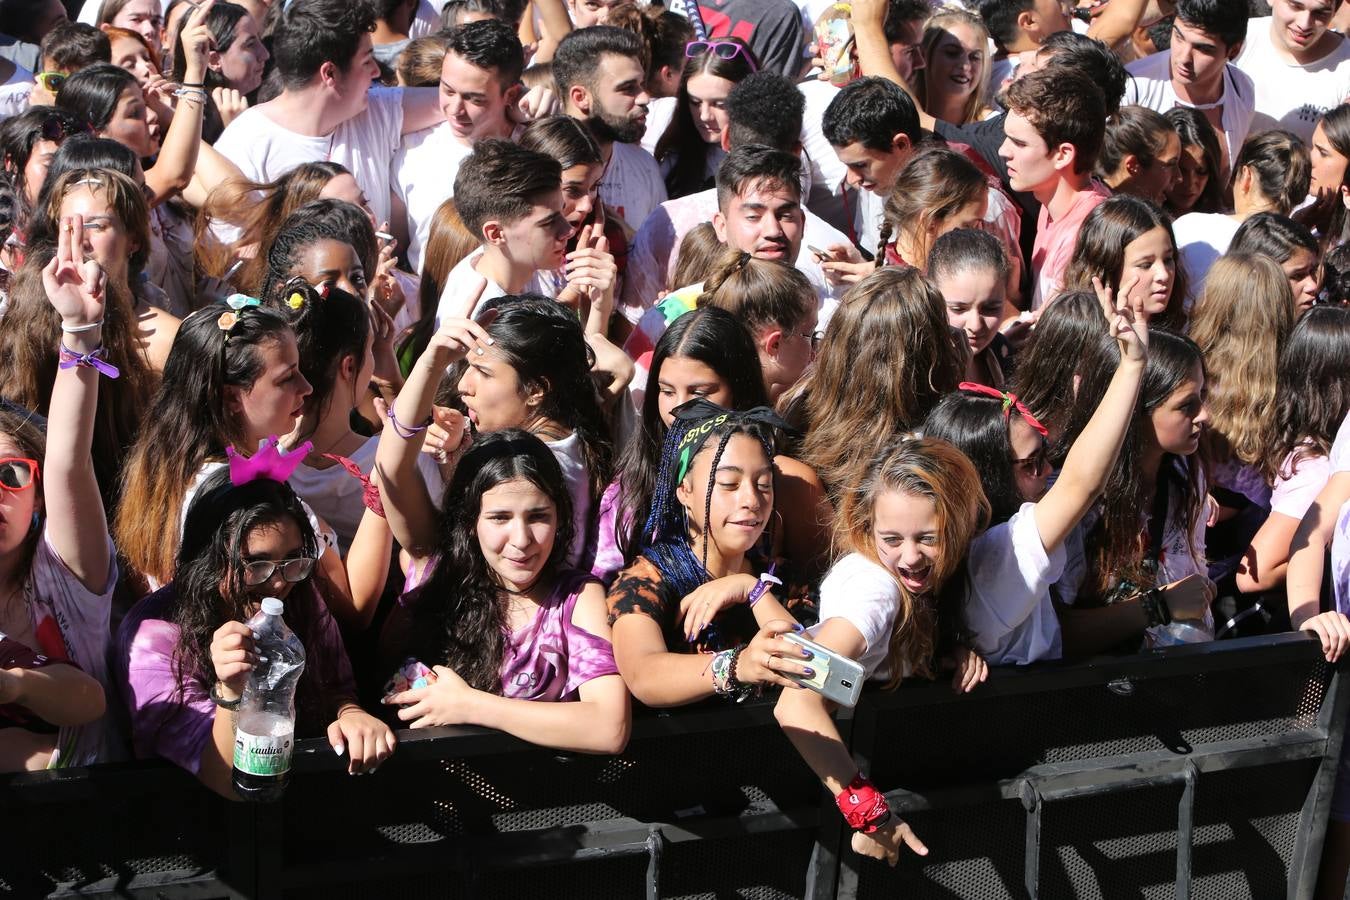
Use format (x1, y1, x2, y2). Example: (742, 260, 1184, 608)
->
(791, 328, 825, 352)
(0, 458, 39, 491)
(241, 556, 315, 587)
(35, 72, 66, 95)
(685, 41, 759, 72)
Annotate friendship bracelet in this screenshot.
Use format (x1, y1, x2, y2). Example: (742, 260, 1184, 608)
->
(60, 319, 103, 333)
(386, 405, 432, 439)
(179, 81, 205, 88)
(747, 562, 781, 608)
(710, 648, 737, 695)
(58, 344, 120, 379)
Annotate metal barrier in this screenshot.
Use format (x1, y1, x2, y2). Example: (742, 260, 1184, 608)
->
(1, 632, 1344, 899)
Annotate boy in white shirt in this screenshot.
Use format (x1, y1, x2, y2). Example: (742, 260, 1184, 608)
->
(1235, 0, 1350, 142)
(435, 139, 617, 326)
(553, 26, 667, 229)
(214, 0, 444, 229)
(1124, 0, 1254, 181)
(394, 18, 523, 272)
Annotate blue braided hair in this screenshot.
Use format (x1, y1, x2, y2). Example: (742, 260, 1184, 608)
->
(637, 400, 783, 600)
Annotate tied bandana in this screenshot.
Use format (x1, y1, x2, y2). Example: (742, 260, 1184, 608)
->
(957, 382, 1049, 437)
(670, 398, 795, 481)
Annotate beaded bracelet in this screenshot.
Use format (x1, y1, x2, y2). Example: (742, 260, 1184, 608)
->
(1139, 587, 1173, 628)
(386, 405, 432, 439)
(58, 344, 119, 379)
(710, 648, 737, 695)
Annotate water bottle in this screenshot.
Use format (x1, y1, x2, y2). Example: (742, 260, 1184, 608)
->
(232, 597, 306, 802)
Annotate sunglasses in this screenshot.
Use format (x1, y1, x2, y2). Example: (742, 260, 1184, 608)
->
(685, 40, 758, 72)
(36, 72, 66, 94)
(1013, 442, 1049, 477)
(241, 556, 315, 587)
(39, 113, 88, 143)
(0, 458, 39, 492)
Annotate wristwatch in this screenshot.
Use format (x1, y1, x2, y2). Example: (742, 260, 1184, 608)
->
(209, 681, 243, 710)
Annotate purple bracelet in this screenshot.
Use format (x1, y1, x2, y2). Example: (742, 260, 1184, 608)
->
(747, 562, 781, 608)
(58, 344, 119, 379)
(386, 405, 431, 439)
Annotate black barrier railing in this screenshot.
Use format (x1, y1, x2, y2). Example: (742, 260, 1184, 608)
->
(1, 632, 1344, 899)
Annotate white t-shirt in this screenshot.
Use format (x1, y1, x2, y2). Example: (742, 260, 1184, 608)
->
(434, 246, 547, 326)
(963, 503, 1067, 666)
(289, 436, 444, 555)
(813, 552, 906, 681)
(641, 96, 677, 155)
(798, 79, 852, 235)
(545, 432, 592, 568)
(1173, 212, 1242, 305)
(1125, 50, 1256, 170)
(394, 122, 474, 274)
(599, 140, 668, 229)
(1332, 410, 1350, 471)
(1235, 17, 1350, 143)
(214, 88, 406, 228)
(1271, 446, 1333, 521)
(410, 0, 449, 37)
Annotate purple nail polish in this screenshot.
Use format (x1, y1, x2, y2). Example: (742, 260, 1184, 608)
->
(791, 623, 805, 633)
(803, 667, 815, 678)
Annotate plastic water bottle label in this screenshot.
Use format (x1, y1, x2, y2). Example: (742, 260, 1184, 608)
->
(233, 727, 294, 776)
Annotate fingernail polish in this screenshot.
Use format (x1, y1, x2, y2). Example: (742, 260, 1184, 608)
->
(803, 650, 814, 659)
(333, 742, 345, 756)
(791, 623, 805, 633)
(803, 668, 815, 677)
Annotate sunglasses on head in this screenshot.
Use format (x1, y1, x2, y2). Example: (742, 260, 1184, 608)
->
(35, 72, 65, 95)
(39, 114, 88, 144)
(0, 458, 39, 492)
(685, 40, 758, 71)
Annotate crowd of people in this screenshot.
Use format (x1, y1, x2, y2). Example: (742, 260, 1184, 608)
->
(3, 0, 1350, 888)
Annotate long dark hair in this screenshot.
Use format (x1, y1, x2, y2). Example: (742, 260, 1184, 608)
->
(472, 296, 614, 504)
(1263, 305, 1350, 482)
(1010, 290, 1110, 466)
(638, 411, 776, 599)
(170, 1, 252, 143)
(1061, 195, 1187, 331)
(56, 63, 139, 132)
(614, 306, 767, 561)
(1317, 104, 1350, 249)
(171, 469, 321, 696)
(266, 280, 370, 444)
(922, 391, 1025, 526)
(406, 430, 574, 693)
(115, 304, 294, 584)
(1164, 106, 1224, 215)
(654, 36, 758, 198)
(1078, 330, 1205, 597)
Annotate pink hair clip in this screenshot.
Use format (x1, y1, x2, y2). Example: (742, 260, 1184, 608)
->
(226, 436, 313, 487)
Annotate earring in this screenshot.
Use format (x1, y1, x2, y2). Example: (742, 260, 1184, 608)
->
(29, 510, 40, 536)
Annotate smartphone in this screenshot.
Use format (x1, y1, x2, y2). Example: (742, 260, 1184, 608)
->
(807, 245, 830, 261)
(781, 632, 865, 708)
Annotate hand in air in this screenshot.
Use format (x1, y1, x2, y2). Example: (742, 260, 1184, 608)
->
(1092, 271, 1148, 363)
(43, 215, 107, 326)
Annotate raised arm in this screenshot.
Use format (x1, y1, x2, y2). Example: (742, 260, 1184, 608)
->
(528, 0, 573, 64)
(1032, 275, 1147, 553)
(1285, 471, 1350, 661)
(145, 1, 215, 203)
(41, 214, 113, 592)
(375, 312, 494, 557)
(849, 0, 936, 132)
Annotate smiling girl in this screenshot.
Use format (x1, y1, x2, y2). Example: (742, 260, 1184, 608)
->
(913, 9, 993, 126)
(374, 316, 629, 754)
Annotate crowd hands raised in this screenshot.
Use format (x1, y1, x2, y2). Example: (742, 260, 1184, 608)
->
(7, 0, 1350, 885)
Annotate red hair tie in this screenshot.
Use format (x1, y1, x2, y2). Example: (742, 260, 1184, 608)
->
(958, 382, 1049, 437)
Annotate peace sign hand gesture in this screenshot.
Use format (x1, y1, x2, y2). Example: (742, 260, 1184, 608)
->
(1092, 272, 1148, 365)
(43, 215, 107, 332)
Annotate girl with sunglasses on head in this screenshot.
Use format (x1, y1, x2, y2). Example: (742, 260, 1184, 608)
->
(923, 276, 1156, 664)
(652, 37, 758, 200)
(0, 208, 125, 769)
(0, 169, 162, 504)
(373, 323, 629, 753)
(116, 465, 396, 799)
(0, 108, 88, 237)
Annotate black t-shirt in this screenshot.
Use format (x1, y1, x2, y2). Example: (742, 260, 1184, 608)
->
(695, 0, 807, 77)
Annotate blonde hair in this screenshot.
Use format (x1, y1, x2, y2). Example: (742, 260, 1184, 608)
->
(835, 436, 989, 688)
(913, 9, 992, 127)
(877, 147, 986, 270)
(671, 222, 722, 288)
(795, 267, 965, 500)
(1189, 252, 1295, 466)
(397, 34, 450, 86)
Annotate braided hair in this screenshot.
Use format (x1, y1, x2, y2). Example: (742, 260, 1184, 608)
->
(637, 404, 778, 600)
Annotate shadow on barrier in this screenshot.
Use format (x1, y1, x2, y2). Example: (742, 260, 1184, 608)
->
(0, 632, 1343, 899)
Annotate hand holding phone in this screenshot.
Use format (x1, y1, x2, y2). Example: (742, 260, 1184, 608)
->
(781, 632, 865, 707)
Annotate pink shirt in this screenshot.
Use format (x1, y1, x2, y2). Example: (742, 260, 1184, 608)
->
(1031, 181, 1112, 308)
